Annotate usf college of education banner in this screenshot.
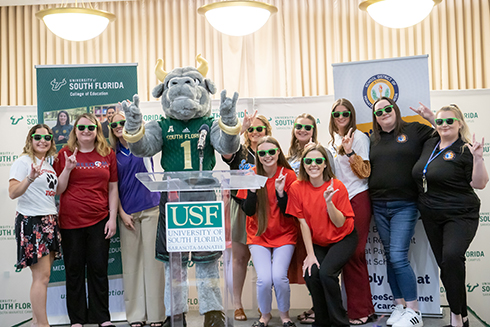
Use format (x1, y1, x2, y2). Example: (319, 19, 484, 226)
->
(332, 55, 441, 316)
(36, 63, 137, 324)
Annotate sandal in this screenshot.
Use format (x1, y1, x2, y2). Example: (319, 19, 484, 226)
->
(349, 314, 378, 326)
(151, 322, 165, 327)
(252, 321, 268, 327)
(235, 308, 247, 321)
(130, 323, 144, 327)
(300, 313, 315, 325)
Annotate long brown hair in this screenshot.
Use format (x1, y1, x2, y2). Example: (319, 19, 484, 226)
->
(329, 98, 358, 155)
(371, 97, 406, 144)
(108, 112, 125, 150)
(22, 124, 57, 162)
(66, 113, 111, 156)
(254, 136, 292, 236)
(287, 113, 318, 159)
(243, 114, 272, 150)
(298, 144, 335, 182)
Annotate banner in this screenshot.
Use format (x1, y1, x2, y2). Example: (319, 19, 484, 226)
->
(36, 63, 138, 324)
(332, 55, 441, 315)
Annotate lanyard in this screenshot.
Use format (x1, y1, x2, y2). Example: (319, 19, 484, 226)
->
(422, 140, 454, 192)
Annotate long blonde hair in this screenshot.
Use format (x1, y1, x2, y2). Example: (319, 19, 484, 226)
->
(22, 124, 57, 162)
(287, 113, 318, 159)
(436, 104, 471, 143)
(329, 98, 358, 155)
(254, 136, 292, 236)
(66, 113, 111, 157)
(243, 114, 272, 150)
(108, 112, 125, 150)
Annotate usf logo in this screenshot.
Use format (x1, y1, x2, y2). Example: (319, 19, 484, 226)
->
(10, 115, 23, 125)
(467, 283, 479, 292)
(50, 78, 67, 91)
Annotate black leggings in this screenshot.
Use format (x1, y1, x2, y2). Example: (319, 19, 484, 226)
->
(419, 204, 479, 317)
(304, 229, 358, 327)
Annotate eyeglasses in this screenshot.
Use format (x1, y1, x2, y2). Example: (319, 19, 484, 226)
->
(303, 157, 325, 165)
(374, 105, 394, 117)
(257, 148, 279, 157)
(76, 124, 97, 131)
(332, 111, 351, 119)
(294, 123, 314, 131)
(435, 117, 459, 126)
(248, 126, 266, 133)
(32, 134, 53, 141)
(110, 120, 126, 129)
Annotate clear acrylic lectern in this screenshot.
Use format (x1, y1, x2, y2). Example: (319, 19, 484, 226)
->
(136, 170, 266, 327)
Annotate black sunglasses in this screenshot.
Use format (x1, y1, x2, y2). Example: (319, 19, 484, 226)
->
(374, 105, 394, 117)
(435, 117, 459, 126)
(332, 111, 351, 119)
(294, 123, 314, 131)
(303, 157, 325, 165)
(76, 124, 97, 131)
(248, 126, 265, 133)
(32, 134, 53, 141)
(110, 120, 126, 129)
(257, 148, 278, 157)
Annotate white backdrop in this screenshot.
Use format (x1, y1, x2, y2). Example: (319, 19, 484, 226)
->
(1, 89, 490, 326)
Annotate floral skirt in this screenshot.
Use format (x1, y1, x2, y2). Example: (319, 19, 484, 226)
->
(15, 213, 62, 271)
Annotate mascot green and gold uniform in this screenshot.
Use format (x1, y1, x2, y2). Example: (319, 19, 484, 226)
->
(122, 55, 241, 327)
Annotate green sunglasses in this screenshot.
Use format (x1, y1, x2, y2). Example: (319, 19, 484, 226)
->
(248, 126, 266, 133)
(295, 123, 314, 131)
(303, 157, 325, 165)
(435, 117, 459, 126)
(374, 105, 394, 117)
(257, 148, 279, 157)
(77, 124, 97, 131)
(32, 134, 53, 141)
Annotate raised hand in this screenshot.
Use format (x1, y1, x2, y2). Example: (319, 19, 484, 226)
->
(242, 108, 258, 133)
(306, 137, 316, 148)
(410, 102, 435, 123)
(342, 128, 354, 154)
(467, 134, 484, 160)
(29, 157, 45, 181)
(275, 167, 287, 196)
(323, 179, 339, 203)
(64, 148, 78, 171)
(121, 94, 142, 133)
(219, 90, 239, 125)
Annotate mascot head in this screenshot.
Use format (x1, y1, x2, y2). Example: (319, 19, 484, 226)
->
(152, 54, 217, 121)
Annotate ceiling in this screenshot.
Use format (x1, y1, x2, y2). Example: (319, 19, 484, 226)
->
(0, 0, 131, 6)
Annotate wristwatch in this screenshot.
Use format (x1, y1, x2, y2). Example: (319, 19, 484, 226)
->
(346, 150, 356, 157)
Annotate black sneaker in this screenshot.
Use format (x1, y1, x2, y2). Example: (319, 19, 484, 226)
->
(163, 313, 187, 327)
(204, 310, 226, 327)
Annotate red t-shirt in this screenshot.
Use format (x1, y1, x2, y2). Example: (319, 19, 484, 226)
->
(54, 147, 118, 229)
(286, 178, 354, 246)
(237, 167, 297, 247)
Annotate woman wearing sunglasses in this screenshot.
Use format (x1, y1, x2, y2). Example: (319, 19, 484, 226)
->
(9, 124, 62, 327)
(369, 97, 434, 327)
(286, 144, 357, 327)
(108, 112, 165, 327)
(328, 98, 375, 325)
(54, 113, 118, 327)
(236, 136, 297, 327)
(412, 105, 488, 327)
(287, 113, 334, 176)
(52, 110, 73, 144)
(222, 112, 272, 321)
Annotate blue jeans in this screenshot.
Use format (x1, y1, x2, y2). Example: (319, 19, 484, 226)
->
(372, 200, 418, 302)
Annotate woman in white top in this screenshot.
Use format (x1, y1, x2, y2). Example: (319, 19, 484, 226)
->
(9, 124, 63, 327)
(328, 98, 375, 325)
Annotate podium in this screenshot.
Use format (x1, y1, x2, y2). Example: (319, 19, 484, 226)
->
(137, 170, 266, 327)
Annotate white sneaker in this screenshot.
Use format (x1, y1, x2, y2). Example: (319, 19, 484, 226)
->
(392, 308, 423, 327)
(387, 304, 405, 325)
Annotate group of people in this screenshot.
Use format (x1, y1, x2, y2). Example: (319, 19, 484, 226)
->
(9, 97, 487, 327)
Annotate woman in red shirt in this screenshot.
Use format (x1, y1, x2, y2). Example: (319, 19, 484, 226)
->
(54, 113, 118, 327)
(237, 136, 297, 327)
(287, 144, 358, 327)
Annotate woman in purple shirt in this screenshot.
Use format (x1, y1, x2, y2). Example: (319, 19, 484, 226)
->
(109, 111, 165, 327)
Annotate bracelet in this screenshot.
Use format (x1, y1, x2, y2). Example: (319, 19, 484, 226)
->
(218, 117, 242, 136)
(122, 124, 145, 143)
(346, 150, 356, 157)
(27, 176, 35, 183)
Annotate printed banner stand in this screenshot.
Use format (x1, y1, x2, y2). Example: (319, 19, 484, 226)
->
(35, 63, 138, 324)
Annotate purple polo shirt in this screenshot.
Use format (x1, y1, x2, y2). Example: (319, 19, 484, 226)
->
(116, 144, 160, 215)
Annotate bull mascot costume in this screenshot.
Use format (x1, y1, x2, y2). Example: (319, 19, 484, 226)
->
(121, 55, 241, 327)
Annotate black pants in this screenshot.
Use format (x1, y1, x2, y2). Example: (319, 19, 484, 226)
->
(304, 229, 358, 327)
(60, 216, 111, 325)
(419, 204, 479, 317)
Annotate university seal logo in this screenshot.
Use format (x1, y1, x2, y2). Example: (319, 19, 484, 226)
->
(363, 74, 399, 108)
